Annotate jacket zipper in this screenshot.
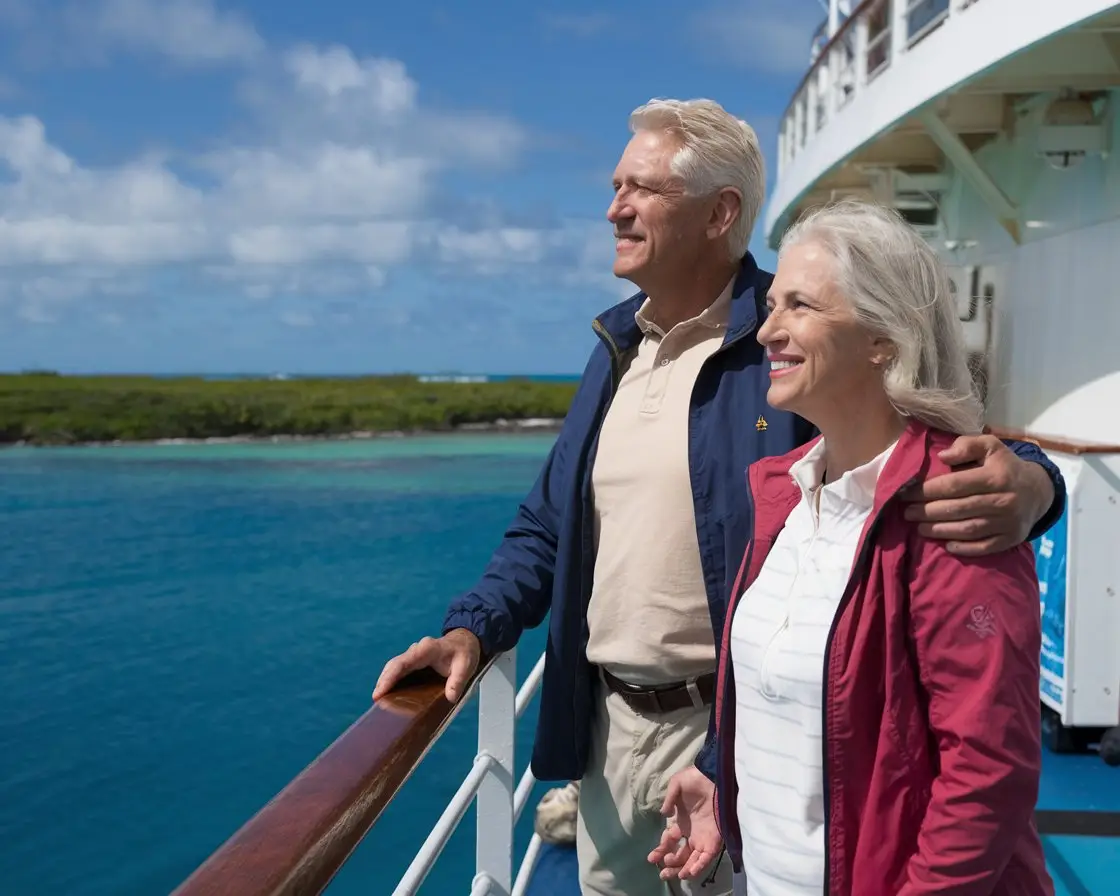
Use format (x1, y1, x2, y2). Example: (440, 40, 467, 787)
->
(591, 318, 622, 390)
(715, 465, 757, 870)
(818, 477, 916, 894)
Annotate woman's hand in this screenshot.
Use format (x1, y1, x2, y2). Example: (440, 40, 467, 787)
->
(647, 766, 723, 881)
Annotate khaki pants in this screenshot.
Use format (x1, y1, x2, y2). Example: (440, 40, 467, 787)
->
(576, 686, 735, 896)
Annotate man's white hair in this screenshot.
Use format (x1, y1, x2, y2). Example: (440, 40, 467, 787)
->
(780, 198, 984, 435)
(628, 97, 765, 261)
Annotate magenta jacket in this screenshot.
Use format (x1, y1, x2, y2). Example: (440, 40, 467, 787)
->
(713, 420, 1053, 895)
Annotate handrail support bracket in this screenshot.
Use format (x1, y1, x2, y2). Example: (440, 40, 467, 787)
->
(918, 106, 1022, 243)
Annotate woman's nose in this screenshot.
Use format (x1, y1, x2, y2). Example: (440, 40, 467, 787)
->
(757, 310, 779, 345)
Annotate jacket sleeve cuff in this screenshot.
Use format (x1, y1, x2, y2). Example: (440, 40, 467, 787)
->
(694, 735, 717, 782)
(1001, 438, 1067, 540)
(442, 605, 505, 657)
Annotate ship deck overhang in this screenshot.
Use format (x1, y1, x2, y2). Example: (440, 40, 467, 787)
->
(765, 1, 1120, 249)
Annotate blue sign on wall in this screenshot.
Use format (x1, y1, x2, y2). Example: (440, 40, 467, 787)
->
(1033, 506, 1068, 710)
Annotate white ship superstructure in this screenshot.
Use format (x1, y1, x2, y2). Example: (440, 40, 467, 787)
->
(767, 0, 1120, 442)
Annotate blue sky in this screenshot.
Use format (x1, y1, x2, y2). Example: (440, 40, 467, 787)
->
(0, 0, 822, 374)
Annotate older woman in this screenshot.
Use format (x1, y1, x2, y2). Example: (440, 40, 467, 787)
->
(650, 199, 1053, 895)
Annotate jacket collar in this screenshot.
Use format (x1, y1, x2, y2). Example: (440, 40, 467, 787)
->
(592, 250, 768, 354)
(747, 418, 941, 546)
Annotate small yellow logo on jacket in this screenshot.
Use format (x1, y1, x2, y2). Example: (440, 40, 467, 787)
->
(756, 416, 768, 432)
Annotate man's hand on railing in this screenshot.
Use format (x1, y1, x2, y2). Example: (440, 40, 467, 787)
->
(372, 628, 482, 704)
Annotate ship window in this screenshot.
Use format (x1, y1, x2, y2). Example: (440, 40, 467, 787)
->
(906, 0, 950, 45)
(897, 205, 938, 227)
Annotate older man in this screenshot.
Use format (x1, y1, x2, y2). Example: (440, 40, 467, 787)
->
(373, 98, 1065, 896)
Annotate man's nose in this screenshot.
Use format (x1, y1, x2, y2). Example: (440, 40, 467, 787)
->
(606, 195, 630, 223)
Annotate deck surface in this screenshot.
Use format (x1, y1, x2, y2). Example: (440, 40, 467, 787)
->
(523, 842, 579, 896)
(525, 750, 1120, 895)
(1037, 750, 1120, 896)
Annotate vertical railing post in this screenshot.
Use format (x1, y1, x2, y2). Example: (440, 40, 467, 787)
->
(474, 649, 516, 896)
(828, 46, 842, 117)
(854, 10, 869, 93)
(807, 74, 820, 135)
(890, 0, 909, 62)
(795, 94, 806, 150)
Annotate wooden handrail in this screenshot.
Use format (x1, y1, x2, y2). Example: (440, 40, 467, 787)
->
(781, 0, 882, 122)
(172, 658, 493, 896)
(987, 426, 1120, 456)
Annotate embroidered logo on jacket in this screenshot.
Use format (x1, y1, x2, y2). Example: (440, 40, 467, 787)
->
(755, 415, 768, 432)
(967, 605, 997, 639)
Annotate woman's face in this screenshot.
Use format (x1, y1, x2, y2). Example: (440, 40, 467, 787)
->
(757, 240, 890, 426)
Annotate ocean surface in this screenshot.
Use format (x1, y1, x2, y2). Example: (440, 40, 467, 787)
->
(0, 434, 559, 895)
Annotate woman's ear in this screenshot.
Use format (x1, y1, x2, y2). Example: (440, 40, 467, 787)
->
(869, 337, 894, 368)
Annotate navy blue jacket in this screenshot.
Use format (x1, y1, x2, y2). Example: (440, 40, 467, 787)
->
(442, 251, 1066, 782)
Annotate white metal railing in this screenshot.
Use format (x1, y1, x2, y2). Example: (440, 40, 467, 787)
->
(780, 0, 982, 174)
(393, 648, 548, 896)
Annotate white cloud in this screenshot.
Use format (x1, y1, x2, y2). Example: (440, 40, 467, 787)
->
(0, 264, 149, 325)
(207, 263, 388, 297)
(0, 58, 547, 296)
(241, 44, 527, 171)
(62, 0, 264, 67)
(227, 222, 414, 266)
(0, 7, 616, 322)
(692, 1, 822, 75)
(285, 44, 416, 111)
(437, 227, 548, 269)
(205, 144, 430, 221)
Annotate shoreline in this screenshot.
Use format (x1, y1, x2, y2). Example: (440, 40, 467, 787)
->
(1, 417, 565, 449)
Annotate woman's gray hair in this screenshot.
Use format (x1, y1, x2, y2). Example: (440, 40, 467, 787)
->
(779, 199, 984, 435)
(629, 98, 765, 262)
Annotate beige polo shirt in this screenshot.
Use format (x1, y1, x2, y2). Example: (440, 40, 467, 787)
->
(584, 277, 734, 687)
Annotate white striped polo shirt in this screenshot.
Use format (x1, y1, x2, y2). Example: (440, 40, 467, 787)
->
(729, 436, 897, 895)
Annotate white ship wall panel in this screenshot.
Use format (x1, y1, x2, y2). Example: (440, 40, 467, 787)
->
(939, 104, 1120, 431)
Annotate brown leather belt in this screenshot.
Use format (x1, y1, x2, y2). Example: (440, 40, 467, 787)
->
(600, 667, 716, 715)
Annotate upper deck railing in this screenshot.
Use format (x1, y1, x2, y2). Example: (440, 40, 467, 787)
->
(986, 426, 1120, 457)
(171, 647, 547, 896)
(779, 0, 974, 176)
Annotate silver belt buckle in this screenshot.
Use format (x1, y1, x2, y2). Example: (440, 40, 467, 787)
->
(685, 677, 704, 709)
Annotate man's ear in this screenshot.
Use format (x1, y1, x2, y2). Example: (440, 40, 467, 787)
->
(707, 188, 742, 242)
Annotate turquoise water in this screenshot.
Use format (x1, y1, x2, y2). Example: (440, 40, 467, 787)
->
(0, 434, 558, 895)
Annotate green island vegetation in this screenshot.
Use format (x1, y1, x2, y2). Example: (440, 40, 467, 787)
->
(0, 372, 579, 446)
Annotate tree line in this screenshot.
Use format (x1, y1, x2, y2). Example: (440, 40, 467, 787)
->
(0, 373, 578, 445)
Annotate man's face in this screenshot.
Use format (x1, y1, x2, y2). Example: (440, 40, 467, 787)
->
(606, 130, 711, 289)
